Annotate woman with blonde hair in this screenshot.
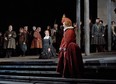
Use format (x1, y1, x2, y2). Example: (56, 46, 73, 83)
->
(40, 30, 56, 59)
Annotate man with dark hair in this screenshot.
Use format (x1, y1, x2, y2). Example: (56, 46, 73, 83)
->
(91, 18, 106, 52)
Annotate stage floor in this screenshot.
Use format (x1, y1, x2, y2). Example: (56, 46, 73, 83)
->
(0, 51, 115, 63)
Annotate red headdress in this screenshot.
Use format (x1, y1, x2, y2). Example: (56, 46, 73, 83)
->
(61, 14, 72, 26)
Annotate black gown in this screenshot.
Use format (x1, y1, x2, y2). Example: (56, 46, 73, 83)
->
(40, 36, 56, 59)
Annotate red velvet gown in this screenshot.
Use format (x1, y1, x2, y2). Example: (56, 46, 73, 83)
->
(56, 28, 84, 78)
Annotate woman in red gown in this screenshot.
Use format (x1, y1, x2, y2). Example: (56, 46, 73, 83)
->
(56, 15, 84, 78)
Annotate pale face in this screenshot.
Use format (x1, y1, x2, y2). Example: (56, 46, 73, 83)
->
(54, 24, 58, 28)
(73, 23, 77, 27)
(45, 30, 49, 36)
(38, 27, 41, 32)
(9, 25, 13, 31)
(24, 26, 28, 31)
(36, 28, 39, 31)
(96, 19, 99, 23)
(80, 21, 82, 25)
(19, 28, 23, 33)
(47, 26, 51, 30)
(99, 22, 103, 25)
(89, 19, 91, 23)
(63, 22, 66, 28)
(32, 26, 36, 31)
(112, 21, 116, 25)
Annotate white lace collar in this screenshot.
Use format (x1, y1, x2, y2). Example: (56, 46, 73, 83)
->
(64, 26, 74, 31)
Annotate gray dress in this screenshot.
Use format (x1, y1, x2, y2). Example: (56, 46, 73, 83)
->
(91, 23, 106, 45)
(40, 36, 56, 59)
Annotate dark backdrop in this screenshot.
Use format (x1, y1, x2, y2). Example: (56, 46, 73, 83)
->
(0, 0, 97, 32)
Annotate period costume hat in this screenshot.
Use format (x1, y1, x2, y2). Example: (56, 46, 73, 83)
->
(61, 14, 72, 26)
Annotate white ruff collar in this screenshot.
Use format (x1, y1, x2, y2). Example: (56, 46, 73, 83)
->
(64, 26, 74, 31)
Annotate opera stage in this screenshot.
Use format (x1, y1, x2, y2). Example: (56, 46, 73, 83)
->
(0, 51, 116, 84)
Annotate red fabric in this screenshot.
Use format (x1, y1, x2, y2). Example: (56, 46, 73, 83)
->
(57, 29, 84, 78)
(33, 30, 42, 40)
(61, 17, 72, 26)
(31, 29, 42, 48)
(61, 17, 71, 24)
(60, 29, 76, 49)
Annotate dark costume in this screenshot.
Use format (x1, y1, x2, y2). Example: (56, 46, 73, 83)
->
(40, 36, 56, 59)
(56, 15, 84, 78)
(56, 26, 63, 53)
(91, 23, 106, 52)
(18, 31, 27, 56)
(23, 30, 31, 55)
(4, 30, 16, 58)
(111, 24, 116, 49)
(0, 33, 4, 56)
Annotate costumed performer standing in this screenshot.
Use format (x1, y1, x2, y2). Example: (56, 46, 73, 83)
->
(56, 14, 84, 78)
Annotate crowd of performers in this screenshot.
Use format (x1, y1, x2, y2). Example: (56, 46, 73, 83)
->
(0, 16, 116, 58)
(0, 23, 64, 58)
(0, 14, 116, 78)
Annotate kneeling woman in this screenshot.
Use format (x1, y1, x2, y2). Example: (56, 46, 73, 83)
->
(40, 30, 56, 59)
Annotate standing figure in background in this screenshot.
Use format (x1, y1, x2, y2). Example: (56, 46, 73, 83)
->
(89, 19, 94, 52)
(40, 30, 56, 59)
(30, 26, 37, 43)
(31, 27, 42, 56)
(24, 26, 31, 55)
(99, 20, 106, 51)
(4, 25, 17, 58)
(57, 15, 84, 78)
(0, 32, 4, 57)
(37, 27, 43, 38)
(51, 24, 58, 51)
(18, 28, 27, 56)
(56, 25, 64, 54)
(47, 25, 52, 36)
(91, 18, 106, 52)
(111, 21, 116, 50)
(30, 26, 37, 55)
